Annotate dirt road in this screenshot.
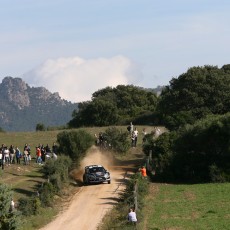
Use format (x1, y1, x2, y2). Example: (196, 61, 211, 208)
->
(40, 147, 134, 230)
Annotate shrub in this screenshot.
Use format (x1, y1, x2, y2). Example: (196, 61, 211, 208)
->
(39, 182, 55, 207)
(0, 184, 22, 230)
(104, 127, 130, 153)
(57, 130, 94, 164)
(18, 196, 41, 216)
(146, 113, 230, 183)
(35, 123, 46, 131)
(42, 155, 72, 192)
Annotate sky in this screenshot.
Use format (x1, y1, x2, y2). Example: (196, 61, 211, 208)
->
(1, 0, 230, 102)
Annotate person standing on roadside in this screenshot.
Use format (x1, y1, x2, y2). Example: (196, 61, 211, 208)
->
(133, 127, 139, 147)
(15, 147, 21, 164)
(142, 128, 147, 144)
(139, 165, 147, 178)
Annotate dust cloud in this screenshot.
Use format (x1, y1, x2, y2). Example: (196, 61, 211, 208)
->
(80, 146, 114, 171)
(70, 146, 115, 182)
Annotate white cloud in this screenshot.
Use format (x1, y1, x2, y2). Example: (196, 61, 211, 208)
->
(22, 56, 142, 103)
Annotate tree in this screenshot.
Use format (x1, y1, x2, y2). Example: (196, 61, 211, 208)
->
(0, 127, 5, 132)
(0, 184, 22, 230)
(157, 65, 230, 130)
(36, 123, 46, 131)
(144, 113, 230, 183)
(68, 85, 158, 128)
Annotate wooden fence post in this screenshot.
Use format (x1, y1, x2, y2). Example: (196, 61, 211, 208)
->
(134, 180, 138, 210)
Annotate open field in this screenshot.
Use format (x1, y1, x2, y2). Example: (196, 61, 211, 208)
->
(0, 125, 163, 152)
(143, 183, 230, 230)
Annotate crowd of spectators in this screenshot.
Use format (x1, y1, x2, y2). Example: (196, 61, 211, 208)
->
(0, 142, 58, 169)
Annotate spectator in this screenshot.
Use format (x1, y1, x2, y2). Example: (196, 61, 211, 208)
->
(133, 128, 139, 147)
(127, 208, 137, 224)
(24, 143, 31, 164)
(23, 149, 29, 165)
(154, 127, 161, 137)
(142, 128, 147, 144)
(10, 198, 15, 212)
(41, 145, 46, 162)
(1, 144, 5, 169)
(131, 132, 136, 148)
(99, 132, 104, 147)
(15, 147, 21, 164)
(9, 145, 15, 164)
(4, 146, 10, 166)
(52, 142, 58, 154)
(127, 122, 134, 134)
(139, 166, 147, 178)
(0, 150, 2, 169)
(36, 147, 42, 164)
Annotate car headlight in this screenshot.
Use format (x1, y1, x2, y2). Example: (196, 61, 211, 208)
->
(104, 173, 110, 178)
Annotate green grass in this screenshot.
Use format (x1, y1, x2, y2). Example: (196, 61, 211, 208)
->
(0, 125, 163, 156)
(0, 163, 45, 200)
(144, 183, 230, 230)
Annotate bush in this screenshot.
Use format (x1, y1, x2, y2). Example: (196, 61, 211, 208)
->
(104, 127, 130, 153)
(18, 196, 41, 216)
(209, 164, 226, 183)
(39, 182, 55, 207)
(146, 113, 230, 183)
(57, 130, 94, 164)
(42, 155, 72, 192)
(0, 184, 22, 230)
(35, 123, 46, 131)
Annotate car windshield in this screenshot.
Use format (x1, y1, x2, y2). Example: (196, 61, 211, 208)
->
(89, 167, 104, 173)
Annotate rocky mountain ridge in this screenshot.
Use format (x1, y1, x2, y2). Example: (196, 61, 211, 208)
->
(0, 77, 78, 132)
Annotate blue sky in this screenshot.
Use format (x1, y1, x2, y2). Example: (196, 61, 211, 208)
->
(1, 0, 230, 102)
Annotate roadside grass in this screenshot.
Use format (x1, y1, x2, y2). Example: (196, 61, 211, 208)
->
(0, 163, 45, 200)
(21, 207, 59, 230)
(143, 183, 230, 230)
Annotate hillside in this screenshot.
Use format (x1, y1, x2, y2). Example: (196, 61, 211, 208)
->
(0, 77, 78, 132)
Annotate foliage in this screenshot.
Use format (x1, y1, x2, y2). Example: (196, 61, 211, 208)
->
(157, 65, 230, 130)
(0, 127, 5, 132)
(42, 155, 72, 192)
(103, 127, 130, 153)
(57, 130, 94, 164)
(144, 113, 230, 183)
(18, 196, 41, 216)
(38, 182, 55, 207)
(0, 184, 22, 230)
(68, 85, 158, 128)
(36, 123, 46, 131)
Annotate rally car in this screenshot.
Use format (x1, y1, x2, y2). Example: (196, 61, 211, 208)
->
(83, 165, 111, 185)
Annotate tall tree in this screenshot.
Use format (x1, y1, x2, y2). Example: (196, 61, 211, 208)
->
(68, 85, 158, 128)
(157, 65, 230, 130)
